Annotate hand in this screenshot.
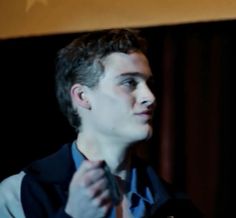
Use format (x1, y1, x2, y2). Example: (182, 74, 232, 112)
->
(65, 160, 113, 218)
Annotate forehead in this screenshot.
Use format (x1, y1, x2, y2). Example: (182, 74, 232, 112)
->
(102, 52, 152, 79)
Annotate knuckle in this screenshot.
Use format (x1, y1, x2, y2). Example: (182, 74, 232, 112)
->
(88, 186, 98, 198)
(98, 189, 112, 205)
(82, 174, 92, 186)
(98, 168, 106, 177)
(87, 190, 94, 198)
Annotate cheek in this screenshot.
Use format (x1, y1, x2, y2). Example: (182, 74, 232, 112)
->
(114, 89, 136, 108)
(99, 94, 135, 120)
(108, 87, 135, 104)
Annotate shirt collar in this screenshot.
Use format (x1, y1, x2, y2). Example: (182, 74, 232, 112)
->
(129, 157, 171, 207)
(72, 141, 86, 169)
(129, 165, 154, 203)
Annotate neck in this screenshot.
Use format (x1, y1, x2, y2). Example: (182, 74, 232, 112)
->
(76, 131, 134, 179)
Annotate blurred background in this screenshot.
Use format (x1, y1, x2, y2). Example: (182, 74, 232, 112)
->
(0, 1, 235, 218)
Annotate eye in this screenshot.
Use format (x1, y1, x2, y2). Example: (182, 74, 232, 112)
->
(121, 78, 138, 90)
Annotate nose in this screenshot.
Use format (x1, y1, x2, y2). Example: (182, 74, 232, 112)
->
(139, 84, 156, 107)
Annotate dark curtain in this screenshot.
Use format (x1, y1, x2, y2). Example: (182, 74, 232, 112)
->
(0, 20, 234, 218)
(143, 21, 234, 218)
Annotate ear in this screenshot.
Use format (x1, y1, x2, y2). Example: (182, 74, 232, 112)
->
(70, 84, 91, 109)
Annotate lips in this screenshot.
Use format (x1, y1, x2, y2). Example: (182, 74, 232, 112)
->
(134, 110, 153, 120)
(135, 110, 153, 115)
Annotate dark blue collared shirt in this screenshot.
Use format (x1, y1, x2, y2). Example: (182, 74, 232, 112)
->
(71, 142, 170, 217)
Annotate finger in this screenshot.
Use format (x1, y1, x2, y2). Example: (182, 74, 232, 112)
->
(75, 160, 103, 178)
(92, 189, 112, 208)
(71, 160, 104, 187)
(88, 176, 109, 198)
(101, 202, 113, 217)
(91, 193, 112, 218)
(79, 160, 104, 174)
(83, 167, 106, 187)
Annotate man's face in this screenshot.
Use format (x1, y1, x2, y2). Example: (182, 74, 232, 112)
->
(86, 52, 156, 144)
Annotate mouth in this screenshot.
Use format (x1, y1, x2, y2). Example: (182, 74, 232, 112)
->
(134, 110, 153, 121)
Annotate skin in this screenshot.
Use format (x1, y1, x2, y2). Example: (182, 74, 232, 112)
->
(66, 52, 156, 218)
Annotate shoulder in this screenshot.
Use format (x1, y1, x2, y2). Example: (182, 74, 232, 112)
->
(0, 171, 25, 201)
(19, 143, 76, 217)
(0, 143, 74, 218)
(24, 143, 75, 183)
(0, 172, 26, 218)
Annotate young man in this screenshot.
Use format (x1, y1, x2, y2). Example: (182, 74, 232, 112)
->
(0, 29, 202, 218)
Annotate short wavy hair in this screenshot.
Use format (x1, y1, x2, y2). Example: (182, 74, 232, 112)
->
(55, 28, 148, 132)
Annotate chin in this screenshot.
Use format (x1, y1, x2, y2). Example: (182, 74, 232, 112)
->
(133, 126, 153, 142)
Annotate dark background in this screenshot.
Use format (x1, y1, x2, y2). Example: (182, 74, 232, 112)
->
(0, 20, 235, 218)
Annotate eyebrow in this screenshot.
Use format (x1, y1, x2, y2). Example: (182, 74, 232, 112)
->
(116, 72, 152, 80)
